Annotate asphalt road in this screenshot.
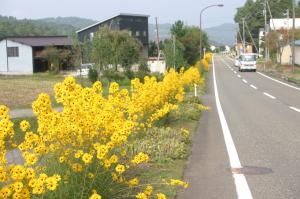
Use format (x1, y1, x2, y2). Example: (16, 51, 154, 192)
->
(177, 55, 300, 199)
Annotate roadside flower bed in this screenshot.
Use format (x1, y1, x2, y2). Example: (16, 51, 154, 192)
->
(0, 67, 202, 199)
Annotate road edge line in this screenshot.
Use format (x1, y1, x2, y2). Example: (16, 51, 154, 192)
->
(257, 72, 300, 91)
(213, 56, 253, 199)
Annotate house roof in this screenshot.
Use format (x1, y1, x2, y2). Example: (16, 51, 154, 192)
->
(4, 36, 72, 47)
(76, 13, 150, 33)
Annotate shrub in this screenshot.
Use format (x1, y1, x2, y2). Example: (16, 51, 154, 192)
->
(88, 68, 98, 83)
(102, 69, 126, 82)
(124, 69, 135, 80)
(131, 127, 189, 162)
(201, 59, 209, 72)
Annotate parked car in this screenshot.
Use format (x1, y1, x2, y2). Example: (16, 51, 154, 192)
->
(76, 63, 94, 76)
(235, 53, 257, 72)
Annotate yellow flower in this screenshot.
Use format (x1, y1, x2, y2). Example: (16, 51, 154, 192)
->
(82, 153, 93, 164)
(89, 191, 102, 199)
(128, 177, 139, 186)
(144, 185, 153, 196)
(46, 176, 59, 191)
(0, 105, 9, 118)
(136, 192, 148, 199)
(88, 173, 95, 179)
(115, 164, 125, 174)
(131, 152, 149, 165)
(169, 179, 189, 188)
(156, 193, 167, 199)
(20, 120, 30, 132)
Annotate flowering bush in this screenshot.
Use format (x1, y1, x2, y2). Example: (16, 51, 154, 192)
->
(204, 53, 213, 63)
(0, 67, 202, 199)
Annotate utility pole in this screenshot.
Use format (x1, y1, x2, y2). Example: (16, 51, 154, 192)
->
(155, 17, 160, 62)
(243, 18, 246, 53)
(200, 13, 202, 60)
(173, 34, 176, 70)
(264, 0, 267, 70)
(292, 0, 295, 72)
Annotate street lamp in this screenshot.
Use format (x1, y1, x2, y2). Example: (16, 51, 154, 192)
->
(200, 4, 224, 60)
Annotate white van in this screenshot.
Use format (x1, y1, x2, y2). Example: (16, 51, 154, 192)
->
(235, 53, 257, 72)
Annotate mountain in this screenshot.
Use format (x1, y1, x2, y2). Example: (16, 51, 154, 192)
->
(204, 23, 238, 47)
(38, 17, 97, 30)
(148, 23, 172, 41)
(0, 15, 236, 47)
(0, 15, 79, 39)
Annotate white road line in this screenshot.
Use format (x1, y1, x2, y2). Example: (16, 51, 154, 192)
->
(257, 72, 300, 91)
(237, 75, 241, 78)
(234, 71, 237, 74)
(263, 92, 276, 99)
(242, 79, 248, 84)
(289, 106, 300, 113)
(213, 56, 253, 199)
(250, 84, 258, 90)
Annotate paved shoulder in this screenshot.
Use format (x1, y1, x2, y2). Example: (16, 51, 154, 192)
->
(177, 69, 237, 199)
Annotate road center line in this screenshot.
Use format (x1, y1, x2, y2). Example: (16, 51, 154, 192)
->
(289, 106, 300, 113)
(234, 71, 237, 74)
(250, 84, 258, 90)
(237, 74, 241, 78)
(213, 56, 253, 199)
(263, 92, 276, 99)
(242, 79, 248, 84)
(257, 72, 300, 91)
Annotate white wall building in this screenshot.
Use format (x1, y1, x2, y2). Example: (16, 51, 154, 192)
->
(147, 57, 166, 73)
(277, 40, 300, 65)
(0, 36, 72, 75)
(0, 40, 33, 74)
(269, 18, 300, 30)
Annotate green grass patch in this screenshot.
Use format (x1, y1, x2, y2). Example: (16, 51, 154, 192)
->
(11, 117, 38, 146)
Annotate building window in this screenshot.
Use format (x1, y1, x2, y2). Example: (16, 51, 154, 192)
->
(143, 31, 147, 37)
(7, 47, 19, 57)
(136, 31, 140, 36)
(90, 32, 94, 39)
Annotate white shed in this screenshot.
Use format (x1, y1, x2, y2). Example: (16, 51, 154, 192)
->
(278, 40, 300, 65)
(0, 39, 33, 74)
(0, 36, 72, 75)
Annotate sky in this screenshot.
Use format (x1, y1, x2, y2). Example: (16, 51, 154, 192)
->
(0, 0, 246, 28)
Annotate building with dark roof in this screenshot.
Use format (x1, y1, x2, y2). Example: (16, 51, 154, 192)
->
(0, 36, 72, 74)
(76, 13, 149, 57)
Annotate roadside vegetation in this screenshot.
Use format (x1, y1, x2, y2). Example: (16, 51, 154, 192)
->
(0, 53, 213, 198)
(0, 14, 213, 198)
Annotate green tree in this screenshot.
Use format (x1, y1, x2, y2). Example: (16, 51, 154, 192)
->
(163, 39, 186, 70)
(92, 26, 142, 76)
(148, 41, 164, 57)
(234, 0, 300, 53)
(170, 20, 187, 38)
(170, 21, 209, 65)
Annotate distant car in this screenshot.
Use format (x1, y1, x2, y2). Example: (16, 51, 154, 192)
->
(235, 53, 257, 72)
(76, 63, 94, 76)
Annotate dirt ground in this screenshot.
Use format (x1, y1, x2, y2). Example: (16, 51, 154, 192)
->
(0, 74, 65, 109)
(257, 63, 300, 85)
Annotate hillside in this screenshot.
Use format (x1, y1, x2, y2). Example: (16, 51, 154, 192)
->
(148, 23, 172, 41)
(38, 17, 97, 29)
(0, 15, 77, 39)
(204, 23, 238, 46)
(0, 15, 236, 47)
